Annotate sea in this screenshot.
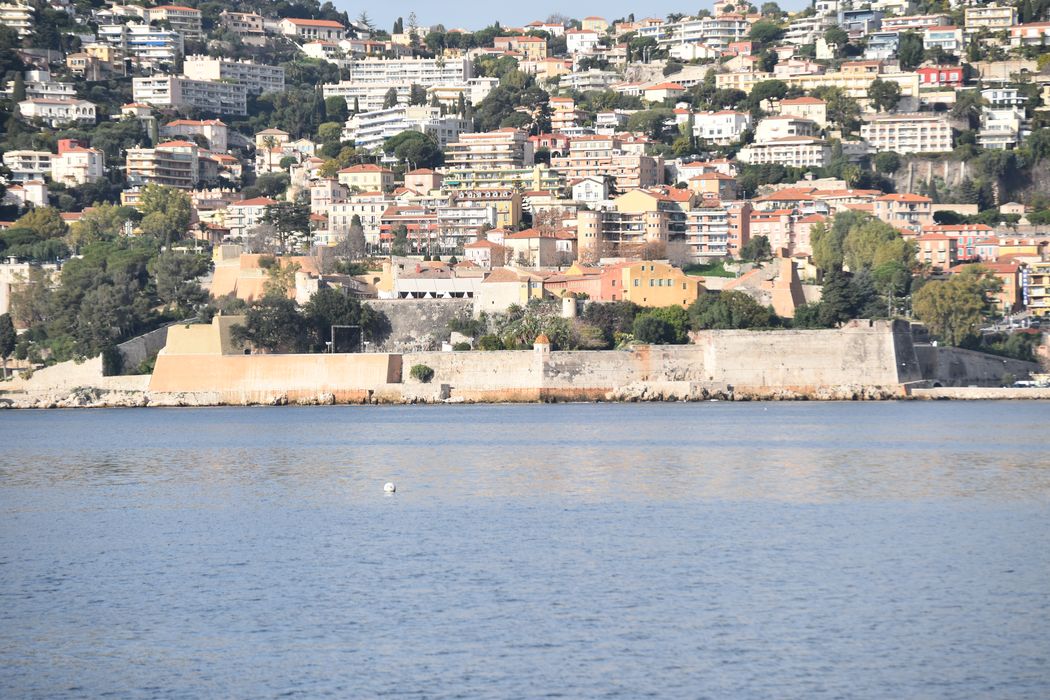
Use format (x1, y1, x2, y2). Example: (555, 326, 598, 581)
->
(1, 402, 1048, 698)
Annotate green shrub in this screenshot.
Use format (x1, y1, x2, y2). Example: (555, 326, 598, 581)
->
(477, 334, 504, 351)
(452, 341, 472, 351)
(410, 364, 435, 382)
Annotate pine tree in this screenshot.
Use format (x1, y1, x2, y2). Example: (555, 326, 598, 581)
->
(353, 97, 360, 114)
(12, 72, 25, 102)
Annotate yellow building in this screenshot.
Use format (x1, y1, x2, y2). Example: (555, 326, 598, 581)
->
(451, 188, 522, 230)
(337, 164, 395, 192)
(611, 261, 705, 308)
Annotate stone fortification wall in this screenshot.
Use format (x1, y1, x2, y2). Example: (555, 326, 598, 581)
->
(149, 353, 403, 404)
(366, 299, 474, 352)
(116, 325, 171, 373)
(914, 346, 1038, 387)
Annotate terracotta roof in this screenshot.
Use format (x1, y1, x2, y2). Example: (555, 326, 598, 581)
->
(283, 18, 345, 28)
(877, 193, 932, 203)
(230, 197, 278, 207)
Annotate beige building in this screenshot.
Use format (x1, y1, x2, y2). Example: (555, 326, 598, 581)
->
(182, 55, 285, 95)
(550, 135, 663, 193)
(132, 75, 247, 116)
(145, 5, 203, 41)
(51, 140, 105, 186)
(777, 96, 828, 127)
(493, 36, 547, 60)
(861, 113, 954, 154)
(126, 140, 200, 189)
(737, 137, 832, 168)
(872, 193, 933, 232)
(278, 17, 347, 42)
(337, 164, 395, 192)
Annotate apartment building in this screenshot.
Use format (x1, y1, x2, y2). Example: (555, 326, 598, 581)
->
(182, 56, 285, 95)
(329, 192, 392, 246)
(1025, 261, 1050, 317)
(18, 98, 96, 127)
(445, 128, 534, 171)
(0, 1, 33, 36)
(872, 193, 933, 231)
(550, 135, 663, 192)
(964, 4, 1017, 35)
(881, 14, 950, 32)
(777, 97, 828, 127)
(915, 233, 958, 271)
(278, 17, 346, 42)
(145, 5, 203, 42)
(343, 57, 472, 85)
(225, 197, 278, 240)
(493, 36, 547, 60)
(6, 70, 76, 101)
(861, 113, 953, 154)
(2, 150, 51, 182)
(924, 26, 964, 53)
(51, 139, 105, 186)
(691, 110, 752, 144)
(218, 10, 266, 44)
(916, 65, 964, 87)
(979, 107, 1029, 150)
(336, 164, 395, 192)
(133, 76, 248, 116)
(98, 24, 184, 68)
(737, 137, 832, 168)
(565, 29, 600, 54)
(126, 141, 200, 189)
(342, 105, 471, 152)
(160, 118, 229, 152)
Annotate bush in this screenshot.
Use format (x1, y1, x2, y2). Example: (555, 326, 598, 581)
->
(452, 341, 472, 351)
(632, 314, 676, 344)
(101, 345, 124, 376)
(409, 364, 434, 382)
(477, 334, 505, 351)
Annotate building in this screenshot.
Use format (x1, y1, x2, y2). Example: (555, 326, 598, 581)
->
(915, 233, 958, 271)
(643, 82, 686, 103)
(0, 1, 32, 36)
(964, 4, 1017, 36)
(924, 26, 964, 53)
(1010, 21, 1050, 46)
(340, 56, 472, 85)
(126, 141, 200, 189)
(97, 23, 184, 69)
(916, 65, 964, 88)
(133, 75, 247, 116)
(692, 110, 752, 144)
(145, 5, 203, 41)
(501, 229, 566, 267)
(50, 139, 105, 186)
(18, 98, 96, 127)
(979, 107, 1029, 150)
(777, 97, 828, 127)
(219, 10, 266, 44)
(737, 137, 832, 168)
(278, 17, 347, 42)
(182, 56, 285, 95)
(160, 119, 229, 152)
(2, 150, 52, 182)
(872, 193, 933, 231)
(565, 29, 600, 54)
(602, 261, 704, 308)
(493, 36, 547, 60)
(861, 113, 953, 154)
(1024, 261, 1050, 317)
(550, 135, 663, 193)
(337, 164, 395, 192)
(464, 239, 509, 269)
(224, 197, 278, 240)
(444, 128, 534, 172)
(341, 105, 470, 152)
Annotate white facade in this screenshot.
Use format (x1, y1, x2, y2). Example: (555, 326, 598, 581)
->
(565, 30, 600, 54)
(183, 56, 285, 95)
(860, 113, 954, 154)
(18, 99, 96, 127)
(342, 105, 472, 152)
(98, 24, 184, 68)
(343, 57, 472, 85)
(979, 108, 1029, 150)
(692, 111, 751, 145)
(737, 137, 832, 168)
(2, 150, 52, 182)
(51, 147, 105, 186)
(0, 1, 33, 36)
(133, 76, 247, 116)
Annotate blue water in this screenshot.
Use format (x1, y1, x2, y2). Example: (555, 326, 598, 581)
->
(1, 402, 1049, 698)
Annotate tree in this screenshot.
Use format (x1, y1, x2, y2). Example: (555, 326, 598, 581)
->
(813, 86, 861, 135)
(824, 27, 849, 54)
(748, 19, 785, 45)
(383, 130, 443, 169)
(69, 203, 137, 250)
(632, 314, 676, 344)
(383, 87, 399, 108)
(408, 83, 427, 106)
(874, 151, 901, 174)
(740, 235, 771, 261)
(232, 297, 308, 353)
(688, 291, 776, 329)
(262, 201, 311, 254)
(12, 72, 25, 102)
(149, 251, 210, 316)
(0, 313, 15, 379)
(325, 96, 348, 123)
(138, 185, 191, 247)
(302, 287, 386, 350)
(867, 78, 901, 113)
(13, 207, 67, 240)
(912, 266, 1001, 346)
(897, 32, 925, 70)
(761, 2, 783, 16)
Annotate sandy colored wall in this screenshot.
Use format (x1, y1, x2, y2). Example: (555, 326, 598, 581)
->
(149, 353, 403, 403)
(914, 346, 1038, 387)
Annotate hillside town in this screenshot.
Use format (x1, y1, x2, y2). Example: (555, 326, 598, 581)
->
(1, 0, 1049, 393)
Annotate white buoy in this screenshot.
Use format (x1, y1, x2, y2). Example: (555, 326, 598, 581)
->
(384, 482, 396, 493)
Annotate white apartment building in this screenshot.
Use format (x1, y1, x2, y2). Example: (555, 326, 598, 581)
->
(51, 142, 105, 186)
(444, 129, 535, 171)
(329, 192, 393, 244)
(341, 105, 472, 152)
(860, 113, 953, 154)
(182, 56, 285, 95)
(343, 57, 473, 85)
(133, 76, 247, 116)
(565, 29, 600, 54)
(98, 24, 184, 68)
(923, 26, 964, 54)
(755, 116, 820, 142)
(219, 11, 266, 44)
(691, 110, 751, 145)
(225, 197, 277, 240)
(5, 70, 76, 101)
(0, 1, 33, 36)
(18, 98, 96, 127)
(978, 107, 1029, 150)
(2, 150, 52, 182)
(778, 96, 828, 127)
(737, 137, 832, 168)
